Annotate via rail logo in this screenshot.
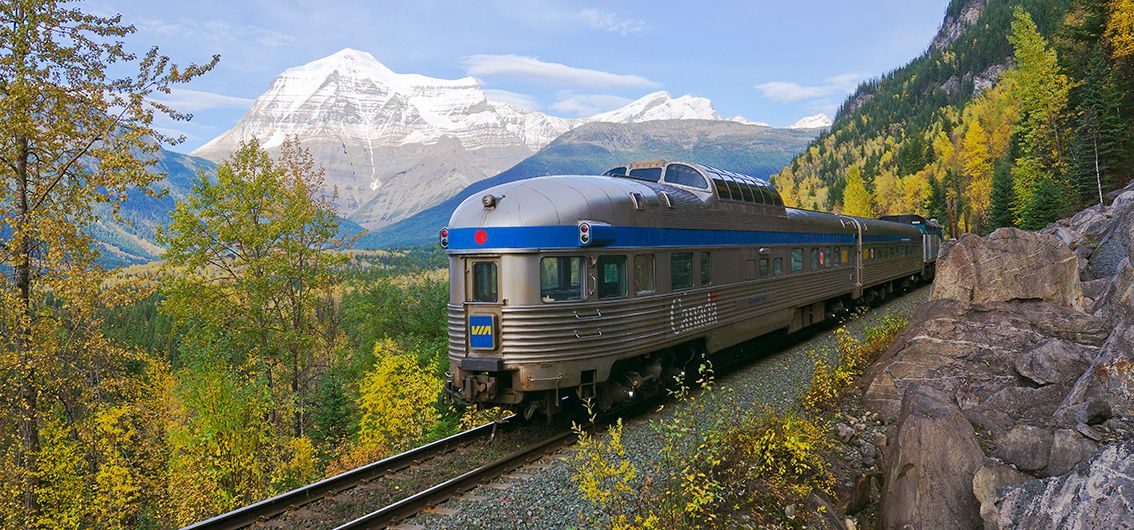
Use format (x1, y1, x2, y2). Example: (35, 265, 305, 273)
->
(671, 292, 719, 335)
(469, 315, 496, 350)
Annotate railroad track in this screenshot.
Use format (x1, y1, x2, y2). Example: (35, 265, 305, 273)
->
(182, 419, 510, 530)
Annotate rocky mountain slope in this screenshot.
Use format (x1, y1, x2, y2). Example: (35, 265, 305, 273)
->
(856, 180, 1134, 529)
(193, 49, 809, 231)
(355, 119, 820, 248)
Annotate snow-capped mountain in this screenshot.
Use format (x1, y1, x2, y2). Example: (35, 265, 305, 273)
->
(789, 113, 833, 129)
(589, 91, 721, 123)
(193, 49, 779, 229)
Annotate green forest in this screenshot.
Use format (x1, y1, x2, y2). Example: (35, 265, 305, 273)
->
(775, 0, 1134, 235)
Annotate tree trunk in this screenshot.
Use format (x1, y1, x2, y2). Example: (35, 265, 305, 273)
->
(1093, 134, 1104, 207)
(14, 134, 39, 513)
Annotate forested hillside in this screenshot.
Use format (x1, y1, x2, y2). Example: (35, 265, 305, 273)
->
(775, 0, 1134, 235)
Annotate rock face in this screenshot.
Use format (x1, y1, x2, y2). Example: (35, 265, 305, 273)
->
(864, 178, 1134, 530)
(880, 386, 984, 529)
(931, 228, 1084, 310)
(993, 441, 1134, 529)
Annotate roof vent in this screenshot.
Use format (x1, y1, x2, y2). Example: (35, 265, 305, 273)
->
(660, 192, 674, 208)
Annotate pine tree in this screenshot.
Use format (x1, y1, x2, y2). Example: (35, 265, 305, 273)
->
(1069, 43, 1125, 206)
(926, 175, 948, 229)
(0, 2, 216, 520)
(988, 158, 1016, 232)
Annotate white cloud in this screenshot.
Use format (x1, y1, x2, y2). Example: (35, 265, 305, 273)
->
(578, 8, 647, 36)
(464, 55, 658, 88)
(483, 89, 540, 110)
(755, 73, 865, 103)
(551, 94, 632, 117)
(150, 88, 254, 112)
(138, 18, 299, 48)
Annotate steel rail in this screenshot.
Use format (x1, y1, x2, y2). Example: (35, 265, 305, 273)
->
(332, 430, 575, 530)
(181, 420, 508, 530)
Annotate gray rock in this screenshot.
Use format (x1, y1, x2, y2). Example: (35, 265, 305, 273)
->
(880, 385, 984, 530)
(836, 422, 855, 443)
(993, 440, 1134, 530)
(1059, 324, 1134, 419)
(972, 460, 1030, 530)
(993, 425, 1053, 472)
(932, 228, 1085, 310)
(1012, 339, 1092, 386)
(1041, 429, 1097, 477)
(859, 442, 877, 459)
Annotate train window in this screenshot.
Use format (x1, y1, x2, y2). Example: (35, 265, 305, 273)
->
(671, 253, 694, 290)
(471, 262, 498, 303)
(634, 254, 655, 296)
(629, 167, 662, 182)
(753, 184, 770, 205)
(832, 247, 841, 265)
(790, 249, 803, 273)
(824, 247, 832, 268)
(739, 182, 754, 202)
(773, 257, 784, 276)
(700, 252, 712, 285)
(759, 257, 769, 278)
(603, 166, 628, 177)
(664, 164, 709, 190)
(597, 255, 627, 299)
(724, 176, 744, 201)
(540, 256, 584, 302)
(712, 178, 732, 200)
(810, 248, 819, 270)
(840, 247, 849, 263)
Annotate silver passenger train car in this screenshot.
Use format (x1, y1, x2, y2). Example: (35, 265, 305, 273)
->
(441, 160, 941, 418)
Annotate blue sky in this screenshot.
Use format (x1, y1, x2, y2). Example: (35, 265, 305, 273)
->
(89, 0, 949, 153)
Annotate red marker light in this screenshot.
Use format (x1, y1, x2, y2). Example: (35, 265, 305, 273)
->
(440, 228, 448, 237)
(474, 229, 488, 245)
(581, 224, 589, 233)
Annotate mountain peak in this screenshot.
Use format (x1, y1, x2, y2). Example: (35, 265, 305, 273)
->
(590, 91, 721, 123)
(789, 113, 833, 129)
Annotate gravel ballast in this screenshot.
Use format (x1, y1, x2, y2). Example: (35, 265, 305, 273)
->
(405, 287, 930, 530)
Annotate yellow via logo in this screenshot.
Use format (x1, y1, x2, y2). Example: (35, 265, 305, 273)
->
(471, 325, 492, 335)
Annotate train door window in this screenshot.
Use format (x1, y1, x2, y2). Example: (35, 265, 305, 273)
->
(540, 256, 584, 302)
(759, 257, 769, 278)
(790, 249, 803, 273)
(810, 248, 819, 271)
(841, 247, 849, 264)
(470, 261, 498, 303)
(634, 254, 655, 296)
(773, 257, 784, 276)
(700, 252, 712, 285)
(597, 255, 627, 299)
(671, 253, 694, 290)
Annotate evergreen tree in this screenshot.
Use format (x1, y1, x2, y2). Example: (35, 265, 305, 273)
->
(1019, 176, 1067, 229)
(926, 175, 948, 229)
(988, 158, 1016, 232)
(1069, 44, 1124, 206)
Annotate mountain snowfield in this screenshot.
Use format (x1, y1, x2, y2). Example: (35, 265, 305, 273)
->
(789, 113, 834, 129)
(193, 48, 821, 229)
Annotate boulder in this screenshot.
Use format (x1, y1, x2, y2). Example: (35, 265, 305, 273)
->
(992, 425, 1053, 472)
(932, 228, 1085, 310)
(992, 440, 1134, 530)
(880, 385, 984, 530)
(1012, 339, 1093, 386)
(864, 299, 1107, 423)
(1041, 428, 1097, 477)
(972, 460, 1030, 530)
(1058, 324, 1134, 419)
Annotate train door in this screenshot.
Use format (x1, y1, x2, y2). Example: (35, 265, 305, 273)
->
(852, 220, 864, 299)
(464, 257, 502, 355)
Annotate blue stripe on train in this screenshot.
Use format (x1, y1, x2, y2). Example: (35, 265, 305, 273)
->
(447, 225, 913, 250)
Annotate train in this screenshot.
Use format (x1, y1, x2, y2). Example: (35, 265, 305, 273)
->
(440, 160, 943, 420)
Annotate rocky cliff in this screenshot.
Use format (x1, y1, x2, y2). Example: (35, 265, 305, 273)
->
(861, 180, 1134, 529)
